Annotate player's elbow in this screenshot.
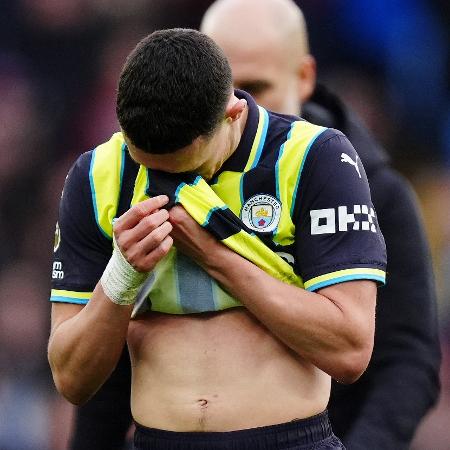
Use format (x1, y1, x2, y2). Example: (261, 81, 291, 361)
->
(52, 370, 92, 405)
(48, 354, 93, 405)
(333, 306, 375, 384)
(332, 344, 373, 384)
(333, 362, 366, 385)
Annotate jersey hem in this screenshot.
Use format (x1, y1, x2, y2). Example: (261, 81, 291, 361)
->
(50, 296, 89, 305)
(50, 289, 92, 304)
(304, 268, 386, 291)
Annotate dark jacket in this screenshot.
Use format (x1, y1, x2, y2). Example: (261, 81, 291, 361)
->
(304, 85, 441, 450)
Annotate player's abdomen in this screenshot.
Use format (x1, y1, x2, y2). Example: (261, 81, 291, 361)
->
(127, 308, 330, 432)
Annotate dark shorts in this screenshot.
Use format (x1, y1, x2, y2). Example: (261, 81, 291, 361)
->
(133, 410, 345, 450)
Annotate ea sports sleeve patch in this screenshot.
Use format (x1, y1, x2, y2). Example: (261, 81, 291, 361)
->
(293, 129, 387, 291)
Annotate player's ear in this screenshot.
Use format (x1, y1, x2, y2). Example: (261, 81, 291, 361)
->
(225, 96, 247, 123)
(298, 54, 316, 103)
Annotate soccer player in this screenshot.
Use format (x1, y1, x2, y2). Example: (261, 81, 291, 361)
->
(201, 0, 441, 448)
(49, 29, 387, 449)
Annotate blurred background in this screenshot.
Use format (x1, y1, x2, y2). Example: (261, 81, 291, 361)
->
(0, 1, 449, 449)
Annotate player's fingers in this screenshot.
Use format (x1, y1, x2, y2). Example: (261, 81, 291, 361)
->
(115, 195, 169, 231)
(136, 209, 170, 240)
(131, 235, 173, 272)
(118, 209, 170, 251)
(140, 221, 173, 255)
(142, 236, 174, 269)
(125, 221, 173, 268)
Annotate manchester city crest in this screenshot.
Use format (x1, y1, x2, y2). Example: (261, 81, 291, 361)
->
(241, 194, 282, 232)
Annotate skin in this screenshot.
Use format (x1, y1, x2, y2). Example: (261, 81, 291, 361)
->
(48, 73, 377, 431)
(48, 195, 173, 404)
(200, 0, 316, 114)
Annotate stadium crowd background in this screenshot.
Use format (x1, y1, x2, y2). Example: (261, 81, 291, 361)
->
(0, 1, 449, 449)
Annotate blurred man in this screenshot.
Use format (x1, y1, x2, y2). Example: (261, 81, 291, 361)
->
(200, 0, 441, 448)
(49, 28, 387, 450)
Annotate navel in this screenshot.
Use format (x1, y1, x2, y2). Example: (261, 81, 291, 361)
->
(197, 398, 208, 408)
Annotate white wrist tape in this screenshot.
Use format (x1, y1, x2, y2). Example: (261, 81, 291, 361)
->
(100, 235, 150, 305)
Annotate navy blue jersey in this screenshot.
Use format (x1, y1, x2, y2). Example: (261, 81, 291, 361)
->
(50, 91, 386, 312)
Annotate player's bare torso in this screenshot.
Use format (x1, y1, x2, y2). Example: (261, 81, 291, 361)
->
(127, 307, 330, 431)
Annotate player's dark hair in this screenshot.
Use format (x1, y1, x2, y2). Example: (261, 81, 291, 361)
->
(117, 28, 233, 154)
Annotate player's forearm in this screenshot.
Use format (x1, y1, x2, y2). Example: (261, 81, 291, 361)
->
(48, 283, 133, 405)
(203, 247, 375, 383)
(49, 197, 172, 405)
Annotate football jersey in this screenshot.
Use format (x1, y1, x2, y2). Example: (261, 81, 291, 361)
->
(50, 90, 386, 313)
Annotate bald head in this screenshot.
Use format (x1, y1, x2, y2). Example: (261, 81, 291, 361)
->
(201, 0, 316, 114)
(201, 0, 309, 59)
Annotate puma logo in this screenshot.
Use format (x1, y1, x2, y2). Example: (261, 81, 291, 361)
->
(340, 153, 361, 178)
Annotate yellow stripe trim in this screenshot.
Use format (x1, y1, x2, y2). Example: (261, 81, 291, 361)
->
(90, 132, 125, 238)
(222, 230, 303, 287)
(131, 165, 150, 206)
(177, 179, 303, 288)
(304, 268, 386, 290)
(211, 171, 243, 216)
(177, 178, 226, 225)
(147, 248, 183, 314)
(211, 106, 268, 216)
(213, 281, 242, 310)
(275, 122, 326, 246)
(50, 290, 92, 299)
(244, 105, 267, 172)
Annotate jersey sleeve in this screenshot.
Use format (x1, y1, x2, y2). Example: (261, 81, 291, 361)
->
(294, 129, 387, 291)
(50, 151, 112, 304)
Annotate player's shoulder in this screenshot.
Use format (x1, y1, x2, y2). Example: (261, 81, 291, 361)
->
(66, 132, 126, 199)
(270, 114, 346, 161)
(63, 132, 128, 239)
(305, 126, 353, 158)
(267, 112, 331, 146)
(92, 131, 126, 159)
(297, 125, 361, 177)
(69, 132, 125, 178)
(291, 124, 371, 219)
(87, 131, 126, 174)
(264, 113, 331, 163)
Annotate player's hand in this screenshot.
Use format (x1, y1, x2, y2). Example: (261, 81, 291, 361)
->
(114, 195, 173, 272)
(169, 205, 223, 266)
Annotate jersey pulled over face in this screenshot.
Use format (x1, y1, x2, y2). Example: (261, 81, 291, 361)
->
(50, 90, 386, 313)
